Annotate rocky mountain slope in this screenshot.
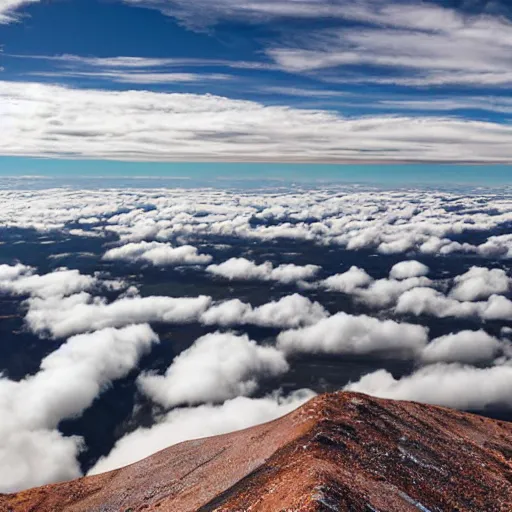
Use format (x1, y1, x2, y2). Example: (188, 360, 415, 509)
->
(1, 391, 511, 511)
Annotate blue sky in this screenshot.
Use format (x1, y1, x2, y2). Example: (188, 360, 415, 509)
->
(1, 0, 512, 173)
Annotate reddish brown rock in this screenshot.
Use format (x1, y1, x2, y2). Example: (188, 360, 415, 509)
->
(1, 392, 511, 511)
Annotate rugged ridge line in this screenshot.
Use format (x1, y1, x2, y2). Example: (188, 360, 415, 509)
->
(1, 392, 511, 511)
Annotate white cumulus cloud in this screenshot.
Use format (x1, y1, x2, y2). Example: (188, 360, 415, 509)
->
(421, 330, 506, 365)
(206, 257, 320, 284)
(200, 294, 328, 329)
(277, 312, 428, 358)
(346, 363, 512, 410)
(449, 266, 511, 302)
(25, 293, 212, 338)
(0, 324, 159, 492)
(0, 266, 97, 299)
(389, 260, 429, 280)
(138, 332, 289, 407)
(103, 241, 212, 266)
(322, 265, 373, 293)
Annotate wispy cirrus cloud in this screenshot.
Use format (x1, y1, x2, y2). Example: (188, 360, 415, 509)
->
(4, 1, 512, 103)
(0, 0, 38, 24)
(121, 1, 512, 87)
(4, 1, 512, 88)
(124, 0, 511, 28)
(374, 97, 512, 115)
(10, 53, 275, 70)
(265, 3, 512, 86)
(122, 0, 357, 27)
(28, 70, 232, 85)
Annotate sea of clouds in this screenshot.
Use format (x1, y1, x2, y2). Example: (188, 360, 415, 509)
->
(0, 184, 511, 492)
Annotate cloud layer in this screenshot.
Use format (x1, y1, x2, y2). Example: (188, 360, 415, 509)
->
(1, 185, 512, 493)
(2, 188, 512, 261)
(2, 81, 512, 162)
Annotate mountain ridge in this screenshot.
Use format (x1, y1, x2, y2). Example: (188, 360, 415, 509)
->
(1, 391, 511, 511)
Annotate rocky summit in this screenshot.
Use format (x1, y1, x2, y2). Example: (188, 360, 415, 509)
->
(1, 392, 511, 512)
